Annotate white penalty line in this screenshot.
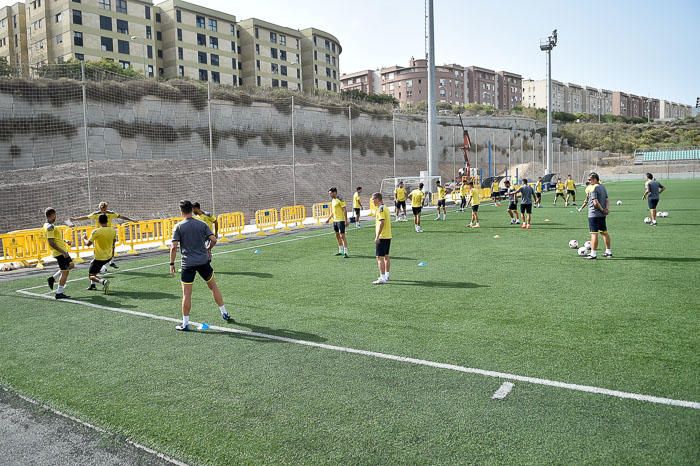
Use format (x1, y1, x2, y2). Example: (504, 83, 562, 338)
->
(0, 385, 189, 466)
(15, 289, 700, 411)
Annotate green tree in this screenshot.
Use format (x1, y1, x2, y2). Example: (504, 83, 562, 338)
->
(0, 57, 12, 77)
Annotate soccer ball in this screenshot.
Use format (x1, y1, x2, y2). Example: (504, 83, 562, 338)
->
(616, 200, 622, 206)
(100, 265, 108, 274)
(644, 217, 652, 224)
(577, 247, 588, 256)
(584, 241, 591, 250)
(569, 240, 579, 249)
(659, 211, 668, 218)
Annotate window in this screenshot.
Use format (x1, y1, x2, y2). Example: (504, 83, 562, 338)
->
(296, 69, 300, 79)
(269, 31, 276, 43)
(55, 34, 63, 44)
(280, 34, 286, 45)
(232, 75, 237, 86)
(314, 65, 317, 74)
(117, 40, 129, 54)
(332, 43, 336, 53)
(296, 39, 299, 49)
(148, 65, 154, 77)
(178, 65, 184, 77)
(145, 25, 151, 39)
(101, 36, 113, 51)
(211, 71, 220, 83)
(295, 54, 299, 64)
(327, 81, 332, 91)
(325, 54, 330, 64)
(231, 41, 236, 51)
(272, 79, 279, 87)
(313, 50, 317, 61)
(313, 36, 317, 46)
(255, 60, 260, 70)
(197, 33, 205, 46)
(333, 70, 336, 79)
(280, 65, 287, 76)
(208, 18, 217, 32)
(100, 15, 112, 30)
(257, 76, 261, 86)
(255, 44, 259, 54)
(209, 36, 218, 49)
(157, 49, 163, 59)
(230, 23, 235, 35)
(210, 54, 219, 66)
(147, 45, 152, 58)
(198, 51, 207, 64)
(74, 31, 83, 46)
(280, 50, 287, 61)
(271, 63, 278, 74)
(75, 53, 84, 61)
(196, 15, 205, 28)
(333, 83, 337, 92)
(55, 12, 62, 23)
(156, 31, 162, 41)
(177, 28, 182, 41)
(72, 10, 82, 25)
(177, 47, 183, 59)
(116, 19, 128, 34)
(332, 56, 336, 66)
(326, 67, 331, 78)
(254, 27, 258, 39)
(119, 60, 130, 69)
(232, 58, 237, 69)
(199, 69, 208, 81)
(155, 12, 160, 23)
(145, 5, 150, 20)
(325, 39, 330, 49)
(116, 0, 127, 14)
(98, 0, 110, 10)
(281, 80, 288, 88)
(271, 48, 277, 59)
(176, 9, 181, 23)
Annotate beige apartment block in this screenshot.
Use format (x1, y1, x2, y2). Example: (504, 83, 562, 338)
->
(23, 0, 159, 75)
(496, 70, 522, 110)
(522, 79, 566, 112)
(238, 18, 303, 90)
(0, 2, 29, 74)
(300, 27, 341, 93)
(340, 69, 379, 94)
(380, 58, 465, 107)
(158, 0, 239, 84)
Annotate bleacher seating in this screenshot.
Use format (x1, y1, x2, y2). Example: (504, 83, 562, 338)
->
(634, 149, 700, 164)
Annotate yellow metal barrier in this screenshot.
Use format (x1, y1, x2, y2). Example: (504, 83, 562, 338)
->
(312, 203, 331, 225)
(255, 209, 279, 236)
(65, 225, 96, 264)
(120, 220, 165, 255)
(160, 217, 183, 249)
(217, 212, 245, 240)
(280, 205, 306, 230)
(0, 226, 72, 268)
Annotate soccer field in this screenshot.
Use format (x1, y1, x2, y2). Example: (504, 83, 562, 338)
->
(1, 180, 699, 464)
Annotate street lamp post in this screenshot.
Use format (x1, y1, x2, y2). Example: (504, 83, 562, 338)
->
(540, 29, 558, 176)
(130, 35, 148, 77)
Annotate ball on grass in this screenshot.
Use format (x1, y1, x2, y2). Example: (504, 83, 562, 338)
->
(584, 241, 592, 250)
(577, 247, 588, 256)
(100, 265, 108, 274)
(616, 200, 622, 206)
(569, 240, 579, 249)
(644, 217, 652, 224)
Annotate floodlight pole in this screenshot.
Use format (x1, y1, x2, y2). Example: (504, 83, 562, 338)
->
(426, 0, 438, 179)
(540, 29, 557, 176)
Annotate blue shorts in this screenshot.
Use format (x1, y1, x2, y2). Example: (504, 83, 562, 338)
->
(588, 216, 608, 233)
(648, 198, 659, 210)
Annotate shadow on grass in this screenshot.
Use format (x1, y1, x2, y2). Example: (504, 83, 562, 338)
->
(389, 280, 488, 289)
(613, 257, 700, 263)
(207, 320, 327, 343)
(346, 255, 417, 261)
(216, 271, 273, 279)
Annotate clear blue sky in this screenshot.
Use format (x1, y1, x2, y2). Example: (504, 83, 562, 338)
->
(3, 0, 696, 103)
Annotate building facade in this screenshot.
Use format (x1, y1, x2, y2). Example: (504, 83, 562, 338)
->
(612, 91, 630, 116)
(0, 2, 29, 75)
(496, 70, 522, 110)
(522, 79, 566, 112)
(300, 27, 341, 92)
(339, 69, 379, 94)
(565, 83, 584, 113)
(466, 66, 496, 106)
(379, 57, 465, 107)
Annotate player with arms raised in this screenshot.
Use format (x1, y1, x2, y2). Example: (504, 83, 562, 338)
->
(70, 201, 135, 269)
(193, 202, 218, 238)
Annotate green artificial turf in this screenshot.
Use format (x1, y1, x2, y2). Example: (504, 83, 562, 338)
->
(1, 180, 699, 464)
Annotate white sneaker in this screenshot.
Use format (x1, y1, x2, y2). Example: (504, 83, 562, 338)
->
(515, 220, 521, 224)
(434, 217, 440, 221)
(372, 278, 387, 285)
(472, 223, 480, 228)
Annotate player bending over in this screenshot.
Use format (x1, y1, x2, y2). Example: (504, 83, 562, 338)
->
(565, 175, 577, 206)
(394, 182, 408, 221)
(504, 180, 520, 225)
(553, 178, 565, 205)
(466, 182, 481, 228)
(512, 179, 535, 229)
(642, 173, 665, 226)
(434, 180, 447, 221)
(353, 186, 363, 227)
(43, 208, 74, 299)
(193, 202, 218, 238)
(70, 201, 135, 269)
(409, 183, 425, 233)
(371, 192, 392, 285)
(82, 213, 116, 293)
(325, 187, 349, 257)
(170, 200, 230, 331)
(584, 172, 612, 259)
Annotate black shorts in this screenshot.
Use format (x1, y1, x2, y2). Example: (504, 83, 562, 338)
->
(437, 199, 446, 207)
(491, 192, 499, 198)
(396, 201, 406, 210)
(556, 192, 565, 198)
(375, 238, 391, 257)
(412, 207, 422, 216)
(354, 208, 361, 218)
(472, 205, 480, 212)
(333, 221, 346, 234)
(536, 192, 542, 199)
(88, 258, 110, 275)
(567, 190, 575, 196)
(181, 262, 214, 284)
(508, 202, 517, 211)
(648, 198, 659, 209)
(588, 216, 608, 233)
(55, 254, 73, 271)
(520, 204, 533, 214)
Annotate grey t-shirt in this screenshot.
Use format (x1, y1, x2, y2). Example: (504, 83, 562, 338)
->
(646, 180, 663, 200)
(588, 184, 608, 218)
(172, 217, 213, 268)
(519, 185, 534, 205)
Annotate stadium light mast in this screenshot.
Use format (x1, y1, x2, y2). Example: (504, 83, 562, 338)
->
(426, 0, 438, 178)
(540, 29, 557, 175)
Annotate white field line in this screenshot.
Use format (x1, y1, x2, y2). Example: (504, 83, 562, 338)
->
(15, 289, 700, 411)
(492, 382, 515, 400)
(1, 386, 189, 466)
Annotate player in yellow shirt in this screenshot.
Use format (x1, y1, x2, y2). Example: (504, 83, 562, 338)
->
(564, 174, 577, 206)
(577, 181, 597, 213)
(459, 181, 469, 212)
(325, 187, 349, 257)
(491, 179, 501, 206)
(193, 202, 218, 237)
(71, 201, 135, 269)
(535, 177, 543, 208)
(466, 182, 481, 228)
(554, 178, 566, 205)
(43, 208, 74, 299)
(371, 192, 393, 285)
(394, 181, 407, 221)
(409, 183, 425, 233)
(434, 180, 447, 221)
(82, 214, 117, 294)
(352, 186, 363, 228)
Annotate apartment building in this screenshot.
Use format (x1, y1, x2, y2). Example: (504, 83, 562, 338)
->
(380, 57, 465, 107)
(0, 2, 29, 75)
(628, 94, 644, 118)
(340, 69, 379, 94)
(521, 79, 566, 111)
(612, 91, 630, 116)
(238, 18, 303, 90)
(466, 66, 496, 106)
(300, 27, 341, 92)
(565, 83, 584, 113)
(496, 70, 522, 110)
(158, 0, 239, 84)
(643, 97, 660, 120)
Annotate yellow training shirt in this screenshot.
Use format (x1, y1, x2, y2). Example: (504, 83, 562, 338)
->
(375, 205, 392, 239)
(90, 226, 117, 261)
(585, 184, 595, 194)
(437, 186, 446, 200)
(331, 198, 346, 222)
(565, 179, 575, 190)
(194, 212, 217, 232)
(353, 192, 361, 209)
(409, 189, 424, 207)
(43, 222, 69, 258)
(536, 181, 542, 193)
(555, 182, 564, 193)
(470, 188, 481, 205)
(460, 184, 469, 196)
(394, 187, 407, 201)
(491, 181, 499, 192)
(88, 211, 120, 227)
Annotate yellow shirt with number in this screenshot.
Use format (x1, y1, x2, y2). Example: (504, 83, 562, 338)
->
(409, 189, 424, 207)
(331, 198, 346, 222)
(194, 212, 217, 232)
(43, 222, 69, 258)
(437, 186, 446, 200)
(375, 204, 392, 239)
(565, 179, 576, 190)
(88, 211, 120, 227)
(459, 184, 469, 196)
(555, 182, 565, 193)
(470, 188, 481, 206)
(394, 187, 407, 202)
(536, 181, 542, 193)
(353, 192, 361, 209)
(89, 226, 116, 261)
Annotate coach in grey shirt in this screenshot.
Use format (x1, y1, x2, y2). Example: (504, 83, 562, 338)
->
(170, 200, 231, 331)
(514, 179, 535, 228)
(643, 172, 666, 226)
(585, 173, 612, 259)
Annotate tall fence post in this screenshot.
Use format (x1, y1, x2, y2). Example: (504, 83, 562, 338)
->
(348, 105, 353, 194)
(81, 61, 92, 209)
(207, 80, 215, 214)
(452, 123, 456, 181)
(474, 127, 478, 171)
(291, 96, 296, 205)
(392, 112, 397, 179)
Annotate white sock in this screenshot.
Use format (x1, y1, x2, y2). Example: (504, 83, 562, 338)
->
(383, 272, 390, 280)
(56, 285, 65, 294)
(343, 247, 348, 254)
(100, 279, 106, 285)
(219, 305, 227, 314)
(182, 315, 189, 326)
(53, 270, 62, 279)
(339, 246, 343, 253)
(590, 250, 597, 257)
(605, 249, 612, 254)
